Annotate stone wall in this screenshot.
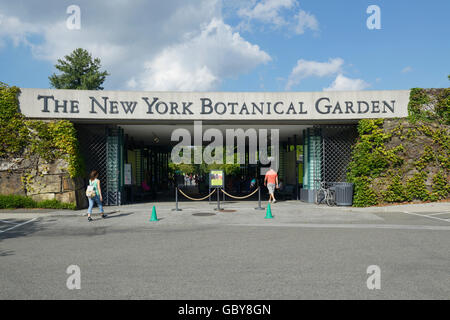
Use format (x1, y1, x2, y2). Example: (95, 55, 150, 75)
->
(0, 156, 88, 208)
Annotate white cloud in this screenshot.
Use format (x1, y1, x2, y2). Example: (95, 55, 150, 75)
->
(294, 10, 319, 34)
(286, 58, 344, 90)
(129, 18, 271, 91)
(0, 14, 38, 48)
(0, 0, 270, 91)
(238, 0, 296, 27)
(401, 66, 413, 73)
(323, 74, 370, 91)
(237, 0, 319, 35)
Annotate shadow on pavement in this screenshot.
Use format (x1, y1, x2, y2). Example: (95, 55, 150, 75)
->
(0, 218, 45, 256)
(103, 212, 135, 219)
(0, 249, 14, 257)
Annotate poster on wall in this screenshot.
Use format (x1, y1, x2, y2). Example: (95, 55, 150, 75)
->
(124, 164, 132, 185)
(209, 170, 224, 188)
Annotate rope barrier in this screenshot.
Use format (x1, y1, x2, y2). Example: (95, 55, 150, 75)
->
(178, 188, 217, 201)
(220, 187, 260, 200)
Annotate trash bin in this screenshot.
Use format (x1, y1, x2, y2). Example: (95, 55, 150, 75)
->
(334, 182, 354, 206)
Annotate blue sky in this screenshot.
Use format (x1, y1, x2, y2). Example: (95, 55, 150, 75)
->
(0, 0, 449, 92)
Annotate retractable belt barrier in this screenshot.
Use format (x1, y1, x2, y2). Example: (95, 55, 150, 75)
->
(220, 187, 259, 200)
(173, 186, 265, 212)
(177, 188, 216, 201)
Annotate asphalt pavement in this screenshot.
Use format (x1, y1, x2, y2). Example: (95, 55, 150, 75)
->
(1, 200, 449, 299)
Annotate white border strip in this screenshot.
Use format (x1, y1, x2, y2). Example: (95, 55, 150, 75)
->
(0, 218, 38, 234)
(230, 223, 450, 231)
(402, 211, 450, 223)
(427, 212, 450, 216)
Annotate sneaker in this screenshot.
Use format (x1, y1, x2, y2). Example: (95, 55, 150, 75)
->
(273, 200, 277, 204)
(88, 216, 93, 222)
(101, 214, 107, 219)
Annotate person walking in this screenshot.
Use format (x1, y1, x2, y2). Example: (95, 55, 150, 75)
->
(264, 167, 279, 204)
(86, 170, 106, 221)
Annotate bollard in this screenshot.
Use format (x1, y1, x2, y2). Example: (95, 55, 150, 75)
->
(255, 187, 265, 210)
(172, 187, 182, 211)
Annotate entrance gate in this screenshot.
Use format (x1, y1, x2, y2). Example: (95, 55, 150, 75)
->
(77, 125, 124, 206)
(300, 125, 357, 202)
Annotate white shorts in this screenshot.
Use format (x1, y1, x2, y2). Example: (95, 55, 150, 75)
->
(267, 183, 276, 195)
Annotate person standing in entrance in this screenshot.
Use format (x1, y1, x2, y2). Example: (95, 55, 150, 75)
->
(87, 170, 106, 221)
(264, 167, 279, 204)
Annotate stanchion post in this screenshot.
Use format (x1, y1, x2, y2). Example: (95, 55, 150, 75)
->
(172, 187, 182, 211)
(215, 188, 221, 211)
(255, 187, 265, 210)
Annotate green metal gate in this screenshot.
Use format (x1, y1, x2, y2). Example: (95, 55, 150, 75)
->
(106, 128, 124, 206)
(302, 128, 322, 191)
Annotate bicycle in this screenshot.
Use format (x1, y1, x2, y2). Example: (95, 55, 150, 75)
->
(314, 180, 336, 206)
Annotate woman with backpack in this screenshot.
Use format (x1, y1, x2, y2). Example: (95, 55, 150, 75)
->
(86, 170, 107, 222)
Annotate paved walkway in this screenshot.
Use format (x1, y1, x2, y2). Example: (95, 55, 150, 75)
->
(1, 200, 449, 232)
(1, 200, 449, 299)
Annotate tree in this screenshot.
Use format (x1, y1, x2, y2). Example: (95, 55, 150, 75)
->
(49, 48, 109, 90)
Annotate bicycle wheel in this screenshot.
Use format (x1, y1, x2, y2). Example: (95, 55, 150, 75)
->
(315, 189, 325, 204)
(326, 190, 336, 206)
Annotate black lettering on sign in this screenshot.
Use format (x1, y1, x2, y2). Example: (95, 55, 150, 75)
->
(121, 101, 137, 114)
(201, 98, 213, 114)
(143, 97, 158, 114)
(54, 99, 68, 113)
(90, 96, 108, 114)
(70, 100, 79, 113)
(182, 102, 194, 115)
(383, 100, 395, 113)
(316, 97, 331, 114)
(110, 101, 119, 114)
(38, 95, 54, 113)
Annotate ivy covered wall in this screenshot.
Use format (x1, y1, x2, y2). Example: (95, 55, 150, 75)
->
(0, 82, 86, 207)
(348, 88, 450, 207)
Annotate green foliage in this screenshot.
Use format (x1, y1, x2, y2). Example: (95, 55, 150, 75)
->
(0, 83, 29, 157)
(429, 171, 450, 201)
(36, 199, 77, 210)
(0, 194, 36, 209)
(414, 145, 435, 171)
(408, 88, 432, 123)
(348, 119, 403, 180)
(0, 83, 84, 178)
(405, 172, 429, 201)
(49, 48, 109, 90)
(408, 88, 449, 124)
(170, 146, 242, 176)
(383, 174, 407, 203)
(348, 88, 449, 206)
(434, 88, 450, 124)
(351, 177, 378, 207)
(0, 195, 76, 210)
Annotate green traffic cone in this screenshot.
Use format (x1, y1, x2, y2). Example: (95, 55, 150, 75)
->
(265, 203, 274, 219)
(150, 206, 159, 222)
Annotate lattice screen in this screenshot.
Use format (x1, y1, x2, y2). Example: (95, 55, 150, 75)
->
(76, 124, 107, 190)
(318, 125, 358, 185)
